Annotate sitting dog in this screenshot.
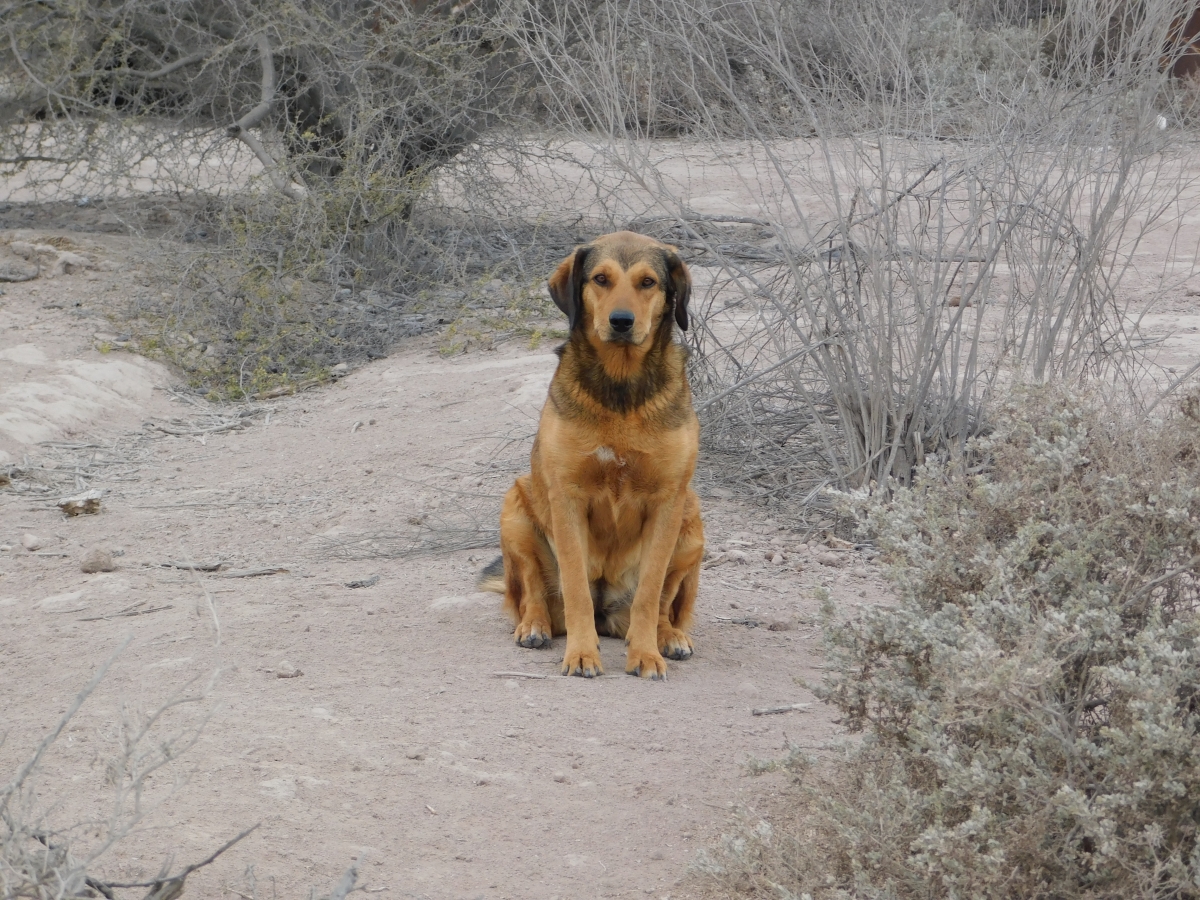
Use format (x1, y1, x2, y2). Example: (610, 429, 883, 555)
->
(478, 231, 704, 679)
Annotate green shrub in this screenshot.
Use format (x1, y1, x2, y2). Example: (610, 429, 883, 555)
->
(715, 388, 1200, 899)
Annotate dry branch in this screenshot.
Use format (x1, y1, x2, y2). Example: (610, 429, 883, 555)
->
(96, 823, 260, 898)
(215, 566, 288, 578)
(751, 703, 812, 716)
(492, 671, 549, 679)
(226, 35, 305, 201)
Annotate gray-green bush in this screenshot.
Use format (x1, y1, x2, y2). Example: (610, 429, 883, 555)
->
(712, 389, 1200, 898)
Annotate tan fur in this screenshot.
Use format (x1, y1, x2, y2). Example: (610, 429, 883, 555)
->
(479, 232, 704, 678)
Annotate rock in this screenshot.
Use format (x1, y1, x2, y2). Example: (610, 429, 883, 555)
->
(769, 551, 786, 565)
(52, 251, 91, 276)
(816, 551, 848, 567)
(9, 241, 52, 260)
(80, 548, 115, 573)
(0, 258, 38, 282)
(21, 533, 43, 551)
(727, 549, 748, 563)
(767, 620, 793, 632)
(737, 680, 759, 698)
(58, 489, 103, 516)
(851, 566, 871, 578)
(553, 771, 568, 783)
(331, 362, 349, 374)
(405, 747, 427, 761)
(276, 660, 303, 679)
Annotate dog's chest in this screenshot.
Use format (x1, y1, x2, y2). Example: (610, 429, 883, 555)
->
(580, 444, 643, 493)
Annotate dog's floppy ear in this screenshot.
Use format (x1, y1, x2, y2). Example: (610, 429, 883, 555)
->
(547, 245, 591, 331)
(663, 249, 692, 332)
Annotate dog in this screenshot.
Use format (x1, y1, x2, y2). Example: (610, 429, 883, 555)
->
(478, 231, 704, 679)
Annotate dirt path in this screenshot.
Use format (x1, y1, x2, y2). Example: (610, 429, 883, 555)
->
(0, 236, 887, 900)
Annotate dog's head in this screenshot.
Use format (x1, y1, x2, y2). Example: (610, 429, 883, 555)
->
(547, 231, 691, 346)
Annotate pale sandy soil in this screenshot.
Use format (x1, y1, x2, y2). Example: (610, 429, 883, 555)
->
(2, 170, 1198, 896)
(0, 230, 886, 900)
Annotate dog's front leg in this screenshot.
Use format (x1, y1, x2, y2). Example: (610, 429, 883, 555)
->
(625, 494, 686, 679)
(548, 494, 603, 677)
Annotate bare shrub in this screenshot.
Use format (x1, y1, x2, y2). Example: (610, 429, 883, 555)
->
(1, 638, 222, 899)
(1, 0, 535, 396)
(508, 0, 1199, 504)
(1, 636, 362, 899)
(701, 388, 1200, 898)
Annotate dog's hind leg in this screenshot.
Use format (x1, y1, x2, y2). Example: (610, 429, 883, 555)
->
(657, 491, 704, 660)
(499, 479, 556, 649)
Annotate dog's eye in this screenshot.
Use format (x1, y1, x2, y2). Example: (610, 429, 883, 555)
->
(641, 277, 656, 288)
(593, 273, 608, 285)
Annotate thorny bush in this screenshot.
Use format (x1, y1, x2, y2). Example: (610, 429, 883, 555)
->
(714, 388, 1200, 899)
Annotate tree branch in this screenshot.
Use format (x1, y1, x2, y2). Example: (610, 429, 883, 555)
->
(226, 34, 305, 201)
(131, 50, 210, 81)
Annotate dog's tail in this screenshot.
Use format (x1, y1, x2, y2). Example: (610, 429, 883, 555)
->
(477, 555, 505, 594)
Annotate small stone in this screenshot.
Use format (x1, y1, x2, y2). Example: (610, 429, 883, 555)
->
(727, 549, 747, 563)
(650, 850, 665, 861)
(851, 567, 871, 578)
(276, 660, 303, 678)
(647, 743, 665, 752)
(737, 681, 759, 698)
(331, 362, 348, 374)
(21, 533, 43, 551)
(770, 551, 785, 565)
(0, 544, 11, 552)
(767, 620, 792, 632)
(816, 551, 848, 568)
(405, 747, 427, 761)
(80, 548, 115, 573)
(553, 771, 568, 783)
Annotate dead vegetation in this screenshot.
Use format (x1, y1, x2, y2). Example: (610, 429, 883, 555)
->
(0, 628, 365, 900)
(6, 0, 1200, 896)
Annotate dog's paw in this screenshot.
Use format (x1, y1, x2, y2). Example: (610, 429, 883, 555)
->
(625, 647, 668, 680)
(514, 619, 552, 649)
(659, 627, 694, 661)
(561, 643, 604, 678)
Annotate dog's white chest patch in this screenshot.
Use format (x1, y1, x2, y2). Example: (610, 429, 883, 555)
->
(592, 445, 625, 466)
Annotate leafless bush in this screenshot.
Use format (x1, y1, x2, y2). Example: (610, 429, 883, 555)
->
(506, 0, 1200, 506)
(1, 635, 363, 900)
(1, 0, 541, 395)
(0, 638, 224, 899)
(5, 0, 1199, 453)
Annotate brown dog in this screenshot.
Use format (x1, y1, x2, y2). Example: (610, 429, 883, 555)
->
(478, 231, 704, 679)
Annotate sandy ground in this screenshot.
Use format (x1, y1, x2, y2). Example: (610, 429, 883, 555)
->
(0, 231, 892, 900)
(2, 207, 1197, 898)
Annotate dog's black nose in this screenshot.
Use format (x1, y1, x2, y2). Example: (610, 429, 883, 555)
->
(609, 310, 635, 333)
